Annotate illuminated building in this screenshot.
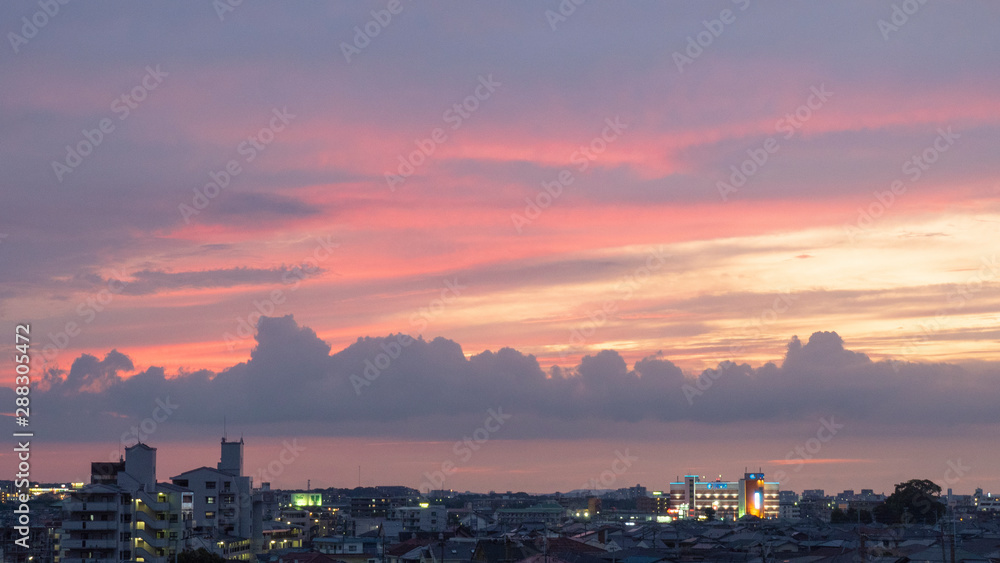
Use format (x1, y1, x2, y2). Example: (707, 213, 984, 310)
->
(388, 504, 447, 532)
(669, 472, 779, 520)
(61, 443, 193, 563)
(27, 483, 84, 500)
(739, 473, 771, 518)
(636, 491, 670, 514)
(291, 492, 323, 507)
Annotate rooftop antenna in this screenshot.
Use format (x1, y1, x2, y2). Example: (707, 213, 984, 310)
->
(223, 414, 227, 441)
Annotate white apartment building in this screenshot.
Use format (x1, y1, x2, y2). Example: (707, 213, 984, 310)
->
(61, 443, 193, 563)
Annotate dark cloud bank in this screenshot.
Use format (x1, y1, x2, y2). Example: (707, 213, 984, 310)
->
(12, 315, 999, 443)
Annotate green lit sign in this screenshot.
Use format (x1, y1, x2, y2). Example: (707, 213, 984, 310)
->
(292, 493, 322, 506)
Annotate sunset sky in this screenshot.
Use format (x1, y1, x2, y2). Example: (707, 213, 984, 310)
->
(2, 2, 999, 496)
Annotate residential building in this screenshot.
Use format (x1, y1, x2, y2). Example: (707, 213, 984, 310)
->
(388, 504, 447, 533)
(636, 492, 670, 515)
(61, 443, 193, 563)
(171, 437, 256, 558)
(495, 502, 566, 528)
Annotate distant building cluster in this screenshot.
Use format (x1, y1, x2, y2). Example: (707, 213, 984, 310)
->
(668, 473, 779, 520)
(2, 441, 999, 563)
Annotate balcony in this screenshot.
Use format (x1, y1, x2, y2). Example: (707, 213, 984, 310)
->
(62, 520, 120, 531)
(62, 537, 118, 550)
(62, 558, 119, 563)
(65, 501, 120, 513)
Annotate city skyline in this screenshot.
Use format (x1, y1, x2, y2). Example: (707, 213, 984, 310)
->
(21, 435, 987, 499)
(3, 3, 1000, 502)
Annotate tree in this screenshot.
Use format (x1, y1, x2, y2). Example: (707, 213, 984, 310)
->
(830, 507, 873, 523)
(178, 548, 226, 563)
(702, 506, 717, 521)
(874, 479, 945, 524)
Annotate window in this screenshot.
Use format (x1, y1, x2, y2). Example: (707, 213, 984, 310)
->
(223, 481, 231, 490)
(206, 496, 215, 504)
(206, 481, 216, 489)
(175, 479, 188, 487)
(205, 511, 216, 519)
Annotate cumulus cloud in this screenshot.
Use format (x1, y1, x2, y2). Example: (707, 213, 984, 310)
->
(9, 316, 999, 444)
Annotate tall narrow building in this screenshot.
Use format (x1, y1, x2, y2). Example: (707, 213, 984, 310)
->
(170, 437, 257, 560)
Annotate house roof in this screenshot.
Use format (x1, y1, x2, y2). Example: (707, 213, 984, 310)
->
(170, 466, 228, 479)
(277, 553, 347, 563)
(542, 538, 606, 555)
(387, 538, 436, 557)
